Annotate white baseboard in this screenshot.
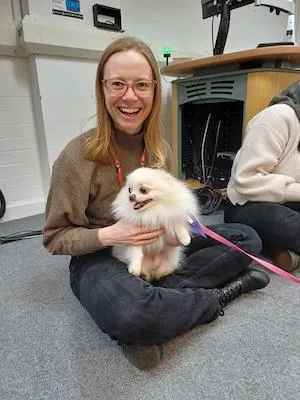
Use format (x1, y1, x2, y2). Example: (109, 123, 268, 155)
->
(0, 198, 45, 223)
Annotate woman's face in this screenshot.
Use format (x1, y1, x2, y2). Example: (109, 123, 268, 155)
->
(103, 50, 155, 135)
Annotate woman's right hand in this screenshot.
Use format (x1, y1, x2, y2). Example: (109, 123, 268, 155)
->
(98, 220, 164, 247)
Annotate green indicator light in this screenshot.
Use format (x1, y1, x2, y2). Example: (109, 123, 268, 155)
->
(163, 47, 171, 56)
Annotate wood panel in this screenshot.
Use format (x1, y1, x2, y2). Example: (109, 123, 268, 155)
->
(244, 71, 300, 126)
(171, 83, 179, 177)
(164, 46, 300, 77)
(170, 47, 300, 178)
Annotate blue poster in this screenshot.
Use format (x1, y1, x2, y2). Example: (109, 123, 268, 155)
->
(66, 0, 80, 13)
(52, 0, 82, 19)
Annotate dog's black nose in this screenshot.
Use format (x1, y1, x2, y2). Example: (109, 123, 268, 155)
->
(129, 194, 136, 202)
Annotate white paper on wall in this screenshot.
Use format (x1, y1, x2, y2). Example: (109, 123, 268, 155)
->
(50, 0, 83, 19)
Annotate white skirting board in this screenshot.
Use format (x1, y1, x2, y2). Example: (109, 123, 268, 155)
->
(0, 198, 45, 223)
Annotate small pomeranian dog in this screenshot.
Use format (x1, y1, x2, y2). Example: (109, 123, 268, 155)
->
(111, 167, 201, 281)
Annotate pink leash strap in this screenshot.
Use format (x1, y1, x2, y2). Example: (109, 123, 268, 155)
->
(202, 225, 300, 284)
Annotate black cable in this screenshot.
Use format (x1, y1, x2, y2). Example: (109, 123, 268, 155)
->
(0, 189, 43, 244)
(211, 15, 215, 54)
(213, 1, 231, 55)
(200, 113, 211, 184)
(0, 189, 6, 219)
(0, 229, 42, 244)
(196, 186, 222, 215)
(205, 120, 222, 186)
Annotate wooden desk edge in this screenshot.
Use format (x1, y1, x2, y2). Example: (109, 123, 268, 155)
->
(163, 46, 300, 77)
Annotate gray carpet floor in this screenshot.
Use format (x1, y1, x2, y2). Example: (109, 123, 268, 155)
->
(1, 213, 299, 400)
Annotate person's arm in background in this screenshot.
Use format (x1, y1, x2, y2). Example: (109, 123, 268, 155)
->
(228, 105, 300, 203)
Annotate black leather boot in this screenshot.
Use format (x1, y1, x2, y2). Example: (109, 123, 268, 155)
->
(122, 344, 164, 370)
(217, 270, 270, 314)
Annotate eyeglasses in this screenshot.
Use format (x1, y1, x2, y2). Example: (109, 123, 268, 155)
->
(102, 79, 157, 97)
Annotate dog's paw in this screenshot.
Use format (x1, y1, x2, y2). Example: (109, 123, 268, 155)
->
(175, 226, 192, 246)
(128, 263, 142, 277)
(180, 234, 191, 246)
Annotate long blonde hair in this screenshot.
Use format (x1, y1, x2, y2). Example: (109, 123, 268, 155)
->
(84, 36, 168, 167)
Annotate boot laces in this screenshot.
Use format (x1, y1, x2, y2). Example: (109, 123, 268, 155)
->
(219, 280, 242, 309)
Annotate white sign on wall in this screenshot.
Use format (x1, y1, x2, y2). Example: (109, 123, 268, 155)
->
(51, 0, 83, 19)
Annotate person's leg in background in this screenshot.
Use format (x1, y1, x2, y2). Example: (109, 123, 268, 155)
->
(69, 223, 269, 369)
(224, 201, 300, 272)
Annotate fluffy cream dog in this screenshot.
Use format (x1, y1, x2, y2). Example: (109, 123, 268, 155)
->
(111, 167, 200, 281)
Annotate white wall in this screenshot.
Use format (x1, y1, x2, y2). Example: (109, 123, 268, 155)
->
(22, 0, 120, 25)
(0, 57, 44, 222)
(18, 0, 291, 59)
(297, 1, 300, 43)
(0, 1, 14, 22)
(34, 56, 98, 169)
(0, 0, 298, 223)
(121, 0, 288, 56)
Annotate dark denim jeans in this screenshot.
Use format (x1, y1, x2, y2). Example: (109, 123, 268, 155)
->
(224, 201, 300, 253)
(69, 223, 261, 346)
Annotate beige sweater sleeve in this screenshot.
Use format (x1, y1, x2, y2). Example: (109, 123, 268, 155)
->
(227, 105, 300, 204)
(43, 139, 104, 256)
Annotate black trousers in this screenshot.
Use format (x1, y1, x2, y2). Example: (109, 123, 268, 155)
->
(69, 223, 261, 346)
(224, 201, 300, 253)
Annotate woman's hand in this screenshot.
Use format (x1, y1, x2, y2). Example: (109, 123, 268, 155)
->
(98, 220, 164, 247)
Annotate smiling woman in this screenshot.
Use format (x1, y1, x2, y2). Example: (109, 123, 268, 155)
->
(43, 36, 269, 371)
(102, 50, 155, 135)
(83, 37, 167, 167)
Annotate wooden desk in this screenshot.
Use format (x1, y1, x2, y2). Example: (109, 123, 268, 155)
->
(164, 46, 300, 77)
(165, 46, 300, 177)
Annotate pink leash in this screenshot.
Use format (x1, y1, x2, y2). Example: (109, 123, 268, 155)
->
(187, 216, 300, 283)
(203, 225, 300, 284)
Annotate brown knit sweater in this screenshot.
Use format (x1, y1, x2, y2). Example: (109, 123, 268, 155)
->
(43, 128, 170, 256)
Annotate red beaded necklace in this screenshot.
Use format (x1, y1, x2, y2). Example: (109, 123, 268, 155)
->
(114, 149, 146, 188)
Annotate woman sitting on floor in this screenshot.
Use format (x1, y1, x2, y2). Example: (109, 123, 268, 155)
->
(225, 80, 300, 273)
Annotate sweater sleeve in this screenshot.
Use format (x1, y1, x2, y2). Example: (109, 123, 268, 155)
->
(228, 106, 300, 203)
(43, 140, 105, 256)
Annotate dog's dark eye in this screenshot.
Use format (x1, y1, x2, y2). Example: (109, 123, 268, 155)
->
(139, 186, 149, 194)
(128, 187, 132, 193)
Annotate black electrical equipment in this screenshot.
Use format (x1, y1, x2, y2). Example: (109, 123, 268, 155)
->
(92, 4, 122, 31)
(201, 0, 254, 19)
(201, 0, 255, 55)
(181, 101, 243, 213)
